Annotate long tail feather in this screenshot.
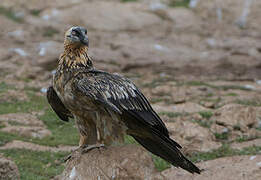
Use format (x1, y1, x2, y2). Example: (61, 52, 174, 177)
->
(132, 134, 200, 174)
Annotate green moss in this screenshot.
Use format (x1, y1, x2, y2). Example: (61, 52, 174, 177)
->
(0, 90, 78, 146)
(0, 82, 14, 93)
(30, 9, 41, 16)
(124, 135, 171, 171)
(124, 135, 138, 145)
(235, 99, 261, 106)
(0, 92, 46, 114)
(169, 0, 190, 8)
(214, 132, 229, 141)
(0, 6, 24, 23)
(189, 144, 261, 163)
(150, 97, 165, 104)
(152, 155, 171, 171)
(36, 109, 79, 146)
(225, 93, 238, 97)
(192, 119, 213, 128)
(159, 112, 185, 118)
(121, 0, 137, 2)
(235, 135, 258, 143)
(179, 81, 252, 92)
(43, 27, 59, 37)
(198, 111, 213, 119)
(0, 149, 68, 180)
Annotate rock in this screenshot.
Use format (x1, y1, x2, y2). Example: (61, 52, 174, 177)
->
(0, 113, 45, 126)
(166, 121, 221, 152)
(0, 140, 77, 152)
(153, 102, 210, 114)
(160, 155, 261, 180)
(0, 154, 20, 180)
(212, 104, 257, 132)
(42, 2, 161, 32)
(231, 139, 261, 150)
(0, 90, 28, 102)
(210, 124, 228, 135)
(151, 85, 172, 96)
(35, 41, 63, 70)
(0, 113, 51, 139)
(167, 8, 201, 32)
(61, 145, 158, 180)
(1, 126, 51, 139)
(202, 102, 215, 109)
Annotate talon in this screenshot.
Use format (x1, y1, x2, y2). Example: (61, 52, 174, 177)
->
(64, 154, 72, 162)
(81, 144, 105, 154)
(64, 147, 83, 162)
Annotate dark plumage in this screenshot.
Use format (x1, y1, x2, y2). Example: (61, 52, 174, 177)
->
(47, 26, 200, 174)
(47, 86, 72, 122)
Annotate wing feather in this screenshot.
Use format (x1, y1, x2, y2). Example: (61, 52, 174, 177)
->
(72, 70, 202, 174)
(74, 70, 171, 138)
(47, 86, 73, 122)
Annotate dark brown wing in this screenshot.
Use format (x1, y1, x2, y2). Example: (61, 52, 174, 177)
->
(73, 70, 200, 174)
(74, 70, 170, 138)
(47, 86, 73, 122)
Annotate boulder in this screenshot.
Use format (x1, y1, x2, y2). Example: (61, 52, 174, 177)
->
(166, 121, 221, 152)
(160, 155, 261, 180)
(61, 145, 158, 180)
(211, 104, 257, 132)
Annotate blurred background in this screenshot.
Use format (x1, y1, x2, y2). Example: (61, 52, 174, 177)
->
(0, 0, 261, 179)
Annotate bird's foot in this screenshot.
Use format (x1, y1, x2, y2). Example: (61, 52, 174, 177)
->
(80, 143, 106, 154)
(63, 144, 105, 162)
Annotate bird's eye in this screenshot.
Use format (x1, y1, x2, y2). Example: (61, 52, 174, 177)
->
(71, 30, 77, 36)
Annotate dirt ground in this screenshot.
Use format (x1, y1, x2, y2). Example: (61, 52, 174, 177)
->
(0, 0, 261, 179)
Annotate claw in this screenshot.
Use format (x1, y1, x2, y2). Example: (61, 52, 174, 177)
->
(81, 144, 105, 154)
(63, 144, 106, 162)
(64, 154, 72, 162)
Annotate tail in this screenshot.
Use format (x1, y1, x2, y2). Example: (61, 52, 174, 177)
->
(132, 133, 201, 174)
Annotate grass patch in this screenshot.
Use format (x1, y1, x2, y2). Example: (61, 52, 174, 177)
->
(124, 135, 171, 171)
(159, 112, 185, 118)
(36, 109, 79, 146)
(143, 77, 175, 88)
(0, 82, 14, 93)
(150, 97, 165, 104)
(121, 0, 137, 2)
(152, 155, 171, 171)
(43, 27, 60, 37)
(124, 135, 138, 145)
(235, 135, 258, 143)
(0, 6, 24, 23)
(189, 144, 261, 163)
(169, 0, 190, 8)
(0, 149, 68, 180)
(0, 92, 46, 115)
(178, 81, 252, 92)
(235, 99, 261, 106)
(225, 92, 238, 97)
(214, 132, 229, 141)
(192, 119, 213, 128)
(198, 111, 213, 119)
(30, 9, 41, 16)
(0, 90, 78, 146)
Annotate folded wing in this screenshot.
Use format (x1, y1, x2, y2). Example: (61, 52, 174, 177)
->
(47, 86, 73, 122)
(73, 70, 200, 174)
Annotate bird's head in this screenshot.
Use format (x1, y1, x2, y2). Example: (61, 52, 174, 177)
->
(64, 26, 89, 50)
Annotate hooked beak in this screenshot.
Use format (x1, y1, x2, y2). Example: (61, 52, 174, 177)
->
(79, 35, 89, 46)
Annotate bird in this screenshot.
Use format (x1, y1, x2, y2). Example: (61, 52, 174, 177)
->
(47, 26, 201, 174)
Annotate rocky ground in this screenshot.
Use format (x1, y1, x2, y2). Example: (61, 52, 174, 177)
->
(0, 0, 261, 179)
